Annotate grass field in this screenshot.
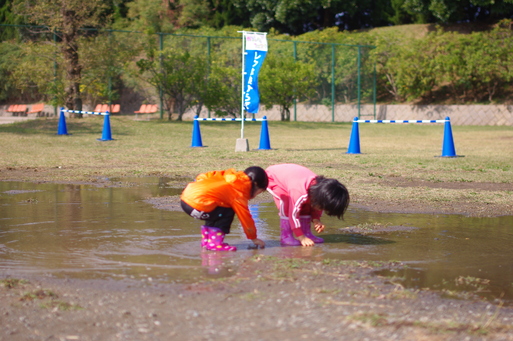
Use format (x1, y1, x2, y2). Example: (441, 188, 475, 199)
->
(1, 115, 512, 213)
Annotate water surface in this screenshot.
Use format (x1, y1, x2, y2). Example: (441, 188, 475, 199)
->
(1, 179, 512, 304)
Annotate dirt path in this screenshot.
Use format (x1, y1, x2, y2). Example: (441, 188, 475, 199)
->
(2, 256, 513, 341)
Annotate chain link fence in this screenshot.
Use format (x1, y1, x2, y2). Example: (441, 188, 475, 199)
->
(0, 24, 376, 121)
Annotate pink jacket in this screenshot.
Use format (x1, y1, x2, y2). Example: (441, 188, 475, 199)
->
(266, 164, 322, 237)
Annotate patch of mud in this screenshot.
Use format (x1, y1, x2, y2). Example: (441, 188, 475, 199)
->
(3, 190, 44, 194)
(351, 199, 512, 218)
(377, 176, 513, 192)
(145, 195, 182, 211)
(2, 256, 513, 341)
(341, 224, 417, 235)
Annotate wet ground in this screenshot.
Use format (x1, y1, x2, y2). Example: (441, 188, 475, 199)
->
(2, 178, 513, 305)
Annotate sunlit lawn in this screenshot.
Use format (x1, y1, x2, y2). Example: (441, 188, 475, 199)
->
(1, 115, 512, 207)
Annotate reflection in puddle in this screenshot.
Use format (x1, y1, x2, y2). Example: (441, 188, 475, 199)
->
(1, 179, 513, 304)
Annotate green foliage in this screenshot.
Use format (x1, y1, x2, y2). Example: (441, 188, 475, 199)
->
(1, 28, 142, 108)
(259, 54, 318, 121)
(5, 40, 65, 106)
(11, 0, 111, 111)
(204, 64, 241, 117)
(177, 0, 212, 28)
(125, 0, 175, 34)
(137, 48, 209, 120)
(174, 0, 513, 35)
(3, 19, 513, 110)
(0, 0, 25, 41)
(80, 32, 143, 104)
(12, 0, 108, 30)
(395, 37, 438, 101)
(0, 42, 22, 101)
(365, 20, 513, 103)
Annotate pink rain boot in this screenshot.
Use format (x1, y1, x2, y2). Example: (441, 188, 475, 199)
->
(300, 216, 324, 243)
(280, 218, 301, 246)
(205, 226, 237, 251)
(200, 225, 209, 248)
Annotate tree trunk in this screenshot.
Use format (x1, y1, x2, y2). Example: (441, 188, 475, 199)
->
(281, 107, 290, 121)
(176, 96, 184, 121)
(61, 8, 83, 118)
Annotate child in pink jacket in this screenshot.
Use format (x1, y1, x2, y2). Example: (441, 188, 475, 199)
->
(266, 164, 350, 247)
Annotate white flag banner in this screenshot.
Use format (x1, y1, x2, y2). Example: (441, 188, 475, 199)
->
(243, 32, 267, 114)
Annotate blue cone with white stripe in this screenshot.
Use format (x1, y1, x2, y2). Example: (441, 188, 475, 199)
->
(440, 116, 457, 157)
(347, 117, 361, 154)
(191, 116, 203, 147)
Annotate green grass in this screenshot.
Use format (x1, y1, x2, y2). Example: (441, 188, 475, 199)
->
(1, 116, 512, 209)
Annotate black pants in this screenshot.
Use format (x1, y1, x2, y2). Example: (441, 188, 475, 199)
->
(180, 200, 235, 234)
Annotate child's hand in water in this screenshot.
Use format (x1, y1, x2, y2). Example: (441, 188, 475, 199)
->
(298, 235, 315, 247)
(313, 219, 325, 233)
(251, 238, 265, 249)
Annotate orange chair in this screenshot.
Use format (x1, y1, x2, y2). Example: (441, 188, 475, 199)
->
(19, 104, 27, 115)
(134, 104, 148, 114)
(146, 104, 158, 113)
(28, 103, 45, 116)
(6, 105, 16, 114)
(110, 104, 120, 114)
(7, 104, 27, 116)
(94, 104, 120, 114)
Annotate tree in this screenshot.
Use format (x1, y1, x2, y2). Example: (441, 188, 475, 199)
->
(125, 0, 176, 33)
(203, 64, 241, 117)
(12, 0, 109, 115)
(371, 31, 409, 102)
(259, 54, 318, 121)
(7, 41, 66, 106)
(0, 42, 31, 102)
(79, 31, 143, 106)
(0, 0, 25, 41)
(136, 48, 209, 120)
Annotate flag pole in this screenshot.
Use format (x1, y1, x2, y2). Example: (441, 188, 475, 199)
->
(236, 31, 267, 152)
(240, 31, 246, 139)
(235, 30, 249, 151)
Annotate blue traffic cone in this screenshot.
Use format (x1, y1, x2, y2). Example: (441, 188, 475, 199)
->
(191, 116, 204, 147)
(346, 117, 361, 154)
(258, 116, 271, 150)
(440, 116, 457, 157)
(57, 108, 70, 135)
(98, 113, 114, 141)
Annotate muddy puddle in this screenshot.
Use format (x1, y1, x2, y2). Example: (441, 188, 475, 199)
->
(1, 179, 512, 304)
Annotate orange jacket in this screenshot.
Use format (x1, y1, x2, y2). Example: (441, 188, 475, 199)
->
(180, 169, 257, 240)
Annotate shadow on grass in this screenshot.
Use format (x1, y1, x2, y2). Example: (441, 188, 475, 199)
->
(323, 233, 395, 245)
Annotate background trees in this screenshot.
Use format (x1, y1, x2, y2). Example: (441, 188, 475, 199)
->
(369, 20, 513, 103)
(259, 54, 318, 121)
(1, 0, 513, 116)
(11, 0, 110, 114)
(136, 48, 209, 120)
(174, 0, 513, 34)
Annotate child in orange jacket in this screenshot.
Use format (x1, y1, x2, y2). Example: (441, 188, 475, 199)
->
(180, 166, 268, 251)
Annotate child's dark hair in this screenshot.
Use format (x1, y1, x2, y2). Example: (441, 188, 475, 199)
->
(309, 176, 350, 219)
(244, 166, 269, 196)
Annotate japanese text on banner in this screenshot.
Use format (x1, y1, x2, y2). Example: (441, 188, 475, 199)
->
(243, 33, 267, 114)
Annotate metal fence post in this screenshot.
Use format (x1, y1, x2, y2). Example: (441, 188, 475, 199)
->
(159, 32, 164, 120)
